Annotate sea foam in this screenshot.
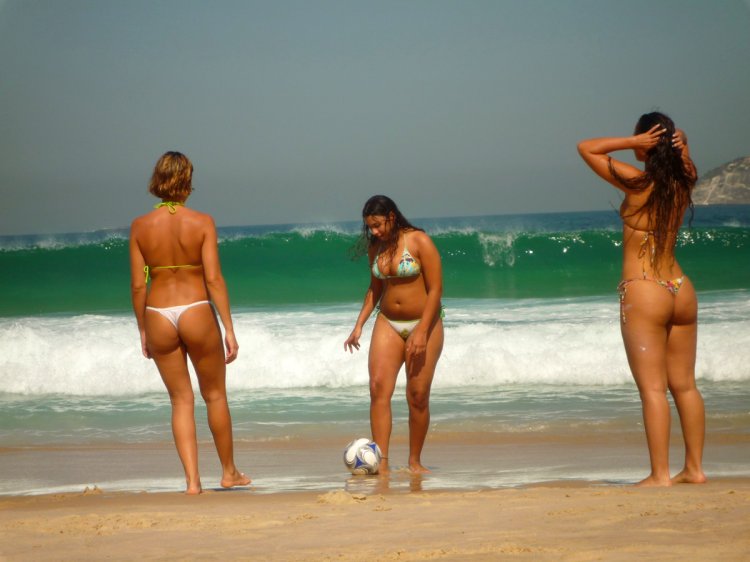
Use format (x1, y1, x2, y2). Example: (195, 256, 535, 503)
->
(2, 292, 748, 396)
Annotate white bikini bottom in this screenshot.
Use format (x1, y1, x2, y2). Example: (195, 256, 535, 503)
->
(381, 314, 420, 341)
(146, 300, 211, 329)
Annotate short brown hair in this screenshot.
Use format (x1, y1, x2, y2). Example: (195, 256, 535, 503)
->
(148, 151, 193, 201)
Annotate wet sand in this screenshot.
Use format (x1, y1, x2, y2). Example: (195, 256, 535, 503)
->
(2, 412, 748, 560)
(1, 479, 748, 561)
(2, 427, 748, 495)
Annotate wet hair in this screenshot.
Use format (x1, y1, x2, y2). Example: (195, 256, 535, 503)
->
(609, 112, 697, 271)
(351, 195, 422, 261)
(148, 151, 193, 201)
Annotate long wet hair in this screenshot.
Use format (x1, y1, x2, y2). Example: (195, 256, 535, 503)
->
(351, 195, 422, 263)
(149, 151, 193, 201)
(609, 112, 697, 270)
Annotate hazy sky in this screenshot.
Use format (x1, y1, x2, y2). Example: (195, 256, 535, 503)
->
(2, 0, 749, 235)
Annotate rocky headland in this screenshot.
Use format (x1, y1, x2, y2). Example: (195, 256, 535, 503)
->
(693, 155, 750, 205)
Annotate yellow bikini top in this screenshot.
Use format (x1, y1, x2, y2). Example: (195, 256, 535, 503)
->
(155, 200, 183, 214)
(144, 201, 202, 283)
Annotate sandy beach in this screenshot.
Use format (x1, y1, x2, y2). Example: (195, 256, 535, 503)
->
(1, 479, 748, 561)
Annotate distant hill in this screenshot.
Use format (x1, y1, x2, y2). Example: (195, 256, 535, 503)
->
(693, 155, 750, 205)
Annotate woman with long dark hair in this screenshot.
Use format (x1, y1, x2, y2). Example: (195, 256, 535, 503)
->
(130, 151, 250, 494)
(578, 112, 706, 486)
(344, 195, 444, 473)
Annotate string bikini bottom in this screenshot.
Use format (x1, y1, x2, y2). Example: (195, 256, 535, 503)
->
(616, 277, 684, 324)
(146, 301, 211, 329)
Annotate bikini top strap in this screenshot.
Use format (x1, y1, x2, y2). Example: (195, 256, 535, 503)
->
(144, 263, 201, 283)
(637, 230, 657, 279)
(154, 201, 183, 214)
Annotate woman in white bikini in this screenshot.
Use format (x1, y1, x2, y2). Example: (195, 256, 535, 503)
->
(130, 151, 250, 494)
(344, 195, 444, 474)
(578, 112, 706, 486)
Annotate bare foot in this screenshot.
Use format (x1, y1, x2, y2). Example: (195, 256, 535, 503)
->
(377, 459, 390, 475)
(185, 481, 203, 495)
(408, 462, 431, 474)
(635, 474, 672, 487)
(220, 470, 251, 489)
(671, 469, 707, 484)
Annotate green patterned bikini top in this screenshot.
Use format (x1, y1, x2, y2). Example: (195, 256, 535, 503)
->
(143, 201, 202, 282)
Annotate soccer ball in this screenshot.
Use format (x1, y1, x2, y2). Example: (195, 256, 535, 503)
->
(343, 438, 382, 475)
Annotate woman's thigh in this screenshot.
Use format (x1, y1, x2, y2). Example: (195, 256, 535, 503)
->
(368, 315, 407, 397)
(405, 320, 444, 393)
(177, 305, 226, 393)
(620, 281, 673, 391)
(667, 279, 698, 390)
(144, 312, 192, 397)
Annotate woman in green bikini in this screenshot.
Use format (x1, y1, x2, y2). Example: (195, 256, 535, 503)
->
(345, 195, 444, 474)
(578, 112, 706, 486)
(129, 151, 249, 494)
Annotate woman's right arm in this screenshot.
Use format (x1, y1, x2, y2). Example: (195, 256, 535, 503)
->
(344, 248, 383, 353)
(577, 125, 665, 190)
(129, 219, 150, 359)
(201, 215, 239, 364)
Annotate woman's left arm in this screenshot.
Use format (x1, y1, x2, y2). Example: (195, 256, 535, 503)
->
(201, 215, 239, 364)
(672, 129, 698, 181)
(407, 231, 443, 359)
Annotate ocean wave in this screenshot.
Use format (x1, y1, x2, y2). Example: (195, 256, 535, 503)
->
(477, 232, 518, 267)
(0, 230, 129, 252)
(1, 208, 748, 316)
(2, 206, 747, 252)
(2, 294, 747, 396)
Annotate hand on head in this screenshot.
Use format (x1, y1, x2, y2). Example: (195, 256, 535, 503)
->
(634, 124, 667, 151)
(672, 129, 688, 151)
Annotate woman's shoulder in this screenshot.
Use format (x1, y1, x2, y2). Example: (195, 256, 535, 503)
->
(130, 206, 215, 231)
(181, 206, 215, 223)
(406, 228, 431, 242)
(130, 211, 155, 231)
(405, 229, 437, 254)
(180, 209, 217, 239)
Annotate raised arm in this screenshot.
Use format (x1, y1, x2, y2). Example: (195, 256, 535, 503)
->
(672, 129, 698, 181)
(200, 216, 238, 364)
(577, 125, 666, 191)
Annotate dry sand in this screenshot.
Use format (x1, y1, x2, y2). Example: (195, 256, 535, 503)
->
(1, 479, 748, 561)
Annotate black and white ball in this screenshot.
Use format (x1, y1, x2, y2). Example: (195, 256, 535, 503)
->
(343, 438, 382, 475)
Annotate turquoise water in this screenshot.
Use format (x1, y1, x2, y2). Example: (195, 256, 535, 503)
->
(1, 206, 748, 494)
(1, 206, 748, 315)
(2, 383, 747, 448)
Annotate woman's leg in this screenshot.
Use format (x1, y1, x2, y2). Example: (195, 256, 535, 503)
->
(368, 315, 407, 473)
(145, 312, 201, 494)
(179, 305, 250, 488)
(620, 281, 674, 486)
(666, 279, 706, 484)
(404, 320, 444, 473)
